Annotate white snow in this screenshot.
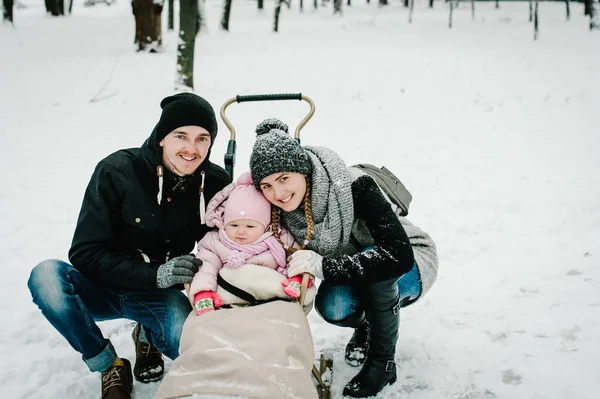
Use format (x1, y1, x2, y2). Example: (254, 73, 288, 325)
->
(1, 1, 599, 398)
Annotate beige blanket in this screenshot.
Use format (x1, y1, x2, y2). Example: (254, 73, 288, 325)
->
(154, 301, 318, 399)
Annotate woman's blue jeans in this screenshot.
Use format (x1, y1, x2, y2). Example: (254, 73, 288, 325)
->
(27, 259, 191, 373)
(315, 262, 421, 325)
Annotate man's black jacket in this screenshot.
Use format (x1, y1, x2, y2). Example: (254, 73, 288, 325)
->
(68, 132, 230, 291)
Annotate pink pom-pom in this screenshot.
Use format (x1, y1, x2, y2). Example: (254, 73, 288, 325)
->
(236, 172, 253, 186)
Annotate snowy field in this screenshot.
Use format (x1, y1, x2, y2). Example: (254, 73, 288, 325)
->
(1, 1, 599, 398)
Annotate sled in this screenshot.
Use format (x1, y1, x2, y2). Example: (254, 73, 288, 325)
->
(220, 93, 332, 399)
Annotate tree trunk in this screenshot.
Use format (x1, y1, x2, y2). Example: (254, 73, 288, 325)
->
(168, 0, 174, 30)
(176, 0, 197, 89)
(564, 0, 570, 20)
(409, 0, 414, 22)
(402, 0, 407, 7)
(314, 0, 317, 8)
(3, 0, 14, 23)
(221, 0, 232, 31)
(429, 0, 433, 8)
(591, 0, 599, 29)
(584, 0, 590, 16)
(495, 0, 499, 9)
(529, 0, 532, 22)
(534, 0, 539, 40)
(449, 0, 453, 29)
(47, 0, 64, 15)
(258, 0, 264, 9)
(69, 0, 73, 13)
(273, 0, 282, 32)
(300, 0, 303, 11)
(132, 0, 163, 52)
(347, 0, 350, 6)
(333, 0, 341, 13)
(471, 0, 474, 19)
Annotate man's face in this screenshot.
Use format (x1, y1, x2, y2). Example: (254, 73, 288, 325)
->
(159, 126, 211, 176)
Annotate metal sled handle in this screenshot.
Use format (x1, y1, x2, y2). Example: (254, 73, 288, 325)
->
(219, 93, 316, 180)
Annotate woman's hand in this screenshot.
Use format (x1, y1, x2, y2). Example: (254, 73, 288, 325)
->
(194, 291, 223, 316)
(288, 250, 324, 280)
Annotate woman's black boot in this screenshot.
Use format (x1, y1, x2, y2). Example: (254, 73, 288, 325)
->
(343, 278, 400, 398)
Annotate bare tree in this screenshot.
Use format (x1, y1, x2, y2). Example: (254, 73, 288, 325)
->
(132, 0, 163, 52)
(176, 0, 198, 89)
(534, 0, 539, 40)
(168, 0, 174, 30)
(221, 0, 233, 30)
(3, 0, 14, 24)
(449, 0, 453, 29)
(46, 0, 65, 15)
(333, 0, 341, 13)
(273, 0, 282, 31)
(584, 0, 590, 16)
(591, 0, 599, 29)
(409, 0, 414, 23)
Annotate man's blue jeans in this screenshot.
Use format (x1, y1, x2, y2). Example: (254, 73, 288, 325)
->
(27, 259, 191, 373)
(315, 262, 422, 324)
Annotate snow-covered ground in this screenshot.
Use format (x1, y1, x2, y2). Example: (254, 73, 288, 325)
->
(1, 1, 599, 398)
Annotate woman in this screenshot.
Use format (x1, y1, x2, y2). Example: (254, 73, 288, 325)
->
(249, 119, 438, 398)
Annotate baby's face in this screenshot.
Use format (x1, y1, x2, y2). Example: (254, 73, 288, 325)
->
(225, 219, 266, 244)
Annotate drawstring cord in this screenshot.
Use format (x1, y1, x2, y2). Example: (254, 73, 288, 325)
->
(199, 171, 206, 225)
(156, 165, 164, 205)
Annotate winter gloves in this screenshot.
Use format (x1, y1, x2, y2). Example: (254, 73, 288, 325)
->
(288, 250, 324, 280)
(194, 291, 223, 315)
(281, 275, 314, 298)
(156, 255, 203, 289)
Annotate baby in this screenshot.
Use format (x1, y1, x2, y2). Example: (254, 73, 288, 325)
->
(190, 173, 308, 315)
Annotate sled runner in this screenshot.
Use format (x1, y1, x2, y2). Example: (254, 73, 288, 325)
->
(154, 94, 332, 399)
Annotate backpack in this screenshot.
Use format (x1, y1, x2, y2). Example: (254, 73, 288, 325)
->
(351, 164, 412, 216)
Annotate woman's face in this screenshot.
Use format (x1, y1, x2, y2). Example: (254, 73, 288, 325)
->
(259, 172, 307, 212)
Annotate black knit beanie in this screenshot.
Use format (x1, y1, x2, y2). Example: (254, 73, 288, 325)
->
(250, 118, 313, 188)
(153, 92, 218, 145)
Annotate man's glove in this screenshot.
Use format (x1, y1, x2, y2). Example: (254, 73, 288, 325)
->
(288, 250, 324, 280)
(194, 291, 223, 315)
(156, 255, 202, 289)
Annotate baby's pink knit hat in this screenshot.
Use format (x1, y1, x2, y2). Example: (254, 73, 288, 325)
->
(223, 172, 272, 229)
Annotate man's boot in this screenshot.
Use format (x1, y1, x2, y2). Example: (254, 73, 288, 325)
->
(132, 323, 164, 383)
(344, 313, 370, 367)
(101, 358, 133, 399)
(343, 278, 400, 398)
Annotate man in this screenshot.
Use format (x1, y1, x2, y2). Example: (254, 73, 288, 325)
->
(27, 93, 230, 399)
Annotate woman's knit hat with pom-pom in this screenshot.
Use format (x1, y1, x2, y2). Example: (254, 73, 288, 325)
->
(250, 118, 313, 189)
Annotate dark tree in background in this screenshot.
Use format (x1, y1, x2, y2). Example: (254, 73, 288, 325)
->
(177, 0, 199, 89)
(46, 0, 65, 16)
(429, 0, 433, 8)
(590, 0, 599, 29)
(3, 0, 14, 24)
(333, 0, 341, 13)
(132, 0, 163, 52)
(534, 0, 539, 39)
(565, 0, 570, 20)
(168, 0, 174, 30)
(273, 0, 282, 31)
(221, 0, 233, 30)
(258, 0, 263, 9)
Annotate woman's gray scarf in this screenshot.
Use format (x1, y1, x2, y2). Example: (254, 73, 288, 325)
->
(280, 146, 355, 257)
